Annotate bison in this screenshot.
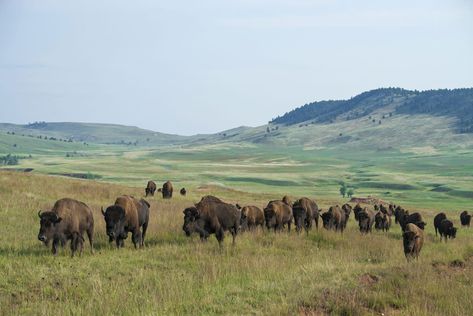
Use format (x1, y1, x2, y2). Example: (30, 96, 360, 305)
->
(434, 212, 447, 237)
(358, 208, 375, 234)
(282, 195, 293, 207)
(145, 180, 157, 197)
(394, 206, 408, 224)
(341, 204, 352, 222)
(292, 197, 319, 234)
(182, 195, 240, 245)
(180, 188, 187, 196)
(374, 211, 391, 232)
(264, 200, 293, 232)
(438, 219, 457, 241)
(37, 198, 94, 257)
(162, 181, 173, 199)
(353, 204, 363, 221)
(239, 205, 265, 231)
(102, 195, 149, 248)
(399, 212, 426, 231)
(460, 211, 471, 227)
(321, 205, 346, 232)
(403, 223, 424, 261)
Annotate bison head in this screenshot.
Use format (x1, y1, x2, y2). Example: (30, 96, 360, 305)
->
(102, 205, 127, 240)
(38, 211, 62, 244)
(182, 207, 200, 236)
(448, 226, 457, 239)
(321, 212, 333, 230)
(403, 231, 419, 255)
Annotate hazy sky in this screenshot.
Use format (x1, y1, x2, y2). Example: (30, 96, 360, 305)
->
(1, 0, 472, 135)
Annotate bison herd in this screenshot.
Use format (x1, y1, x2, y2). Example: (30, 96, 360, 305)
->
(36, 181, 472, 262)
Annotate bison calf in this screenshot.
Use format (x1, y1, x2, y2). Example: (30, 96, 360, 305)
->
(240, 205, 264, 231)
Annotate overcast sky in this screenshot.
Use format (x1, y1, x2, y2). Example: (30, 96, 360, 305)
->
(1, 0, 472, 135)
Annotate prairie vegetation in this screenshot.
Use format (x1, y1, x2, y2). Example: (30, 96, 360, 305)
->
(1, 171, 472, 315)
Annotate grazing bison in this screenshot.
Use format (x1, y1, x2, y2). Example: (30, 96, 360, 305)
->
(240, 205, 265, 231)
(460, 211, 471, 227)
(292, 197, 319, 234)
(394, 206, 408, 224)
(102, 195, 148, 248)
(403, 223, 424, 261)
(145, 180, 157, 197)
(182, 195, 240, 245)
(353, 204, 363, 221)
(321, 205, 346, 232)
(399, 212, 426, 231)
(37, 198, 94, 257)
(180, 188, 187, 196)
(434, 212, 447, 237)
(374, 211, 391, 232)
(264, 200, 293, 232)
(358, 208, 375, 234)
(162, 181, 173, 199)
(438, 219, 457, 241)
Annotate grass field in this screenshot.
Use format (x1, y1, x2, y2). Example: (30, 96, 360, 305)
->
(1, 171, 473, 315)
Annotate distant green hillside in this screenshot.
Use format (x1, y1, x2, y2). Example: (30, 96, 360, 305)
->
(271, 88, 473, 133)
(0, 122, 190, 146)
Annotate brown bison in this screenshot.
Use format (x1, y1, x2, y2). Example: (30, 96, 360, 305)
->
(162, 181, 173, 199)
(145, 180, 157, 197)
(374, 211, 391, 232)
(282, 195, 293, 207)
(460, 211, 471, 227)
(264, 200, 293, 232)
(180, 188, 187, 196)
(182, 195, 240, 245)
(358, 208, 375, 234)
(102, 195, 149, 248)
(341, 204, 352, 222)
(321, 205, 346, 232)
(37, 198, 94, 257)
(438, 219, 457, 241)
(239, 205, 265, 231)
(403, 223, 424, 261)
(399, 212, 426, 231)
(292, 197, 319, 234)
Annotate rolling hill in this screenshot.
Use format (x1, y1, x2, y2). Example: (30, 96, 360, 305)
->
(1, 88, 472, 151)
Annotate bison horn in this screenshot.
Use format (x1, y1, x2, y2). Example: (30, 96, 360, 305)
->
(38, 210, 42, 218)
(101, 207, 105, 216)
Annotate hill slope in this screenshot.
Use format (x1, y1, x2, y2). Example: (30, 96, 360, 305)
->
(0, 122, 191, 146)
(271, 88, 473, 133)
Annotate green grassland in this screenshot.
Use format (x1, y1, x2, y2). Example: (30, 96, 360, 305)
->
(1, 113, 473, 315)
(1, 171, 473, 315)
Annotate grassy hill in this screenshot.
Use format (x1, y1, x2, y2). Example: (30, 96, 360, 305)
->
(270, 88, 473, 133)
(0, 122, 191, 146)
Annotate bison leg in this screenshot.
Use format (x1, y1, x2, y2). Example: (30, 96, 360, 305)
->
(141, 223, 148, 247)
(52, 239, 60, 256)
(216, 228, 225, 246)
(132, 231, 142, 249)
(287, 222, 291, 233)
(86, 226, 94, 254)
